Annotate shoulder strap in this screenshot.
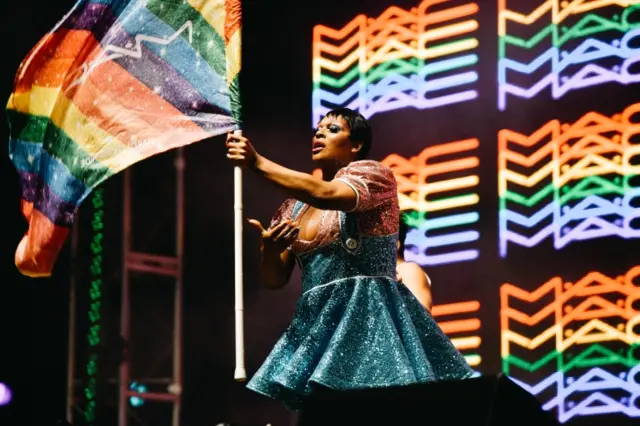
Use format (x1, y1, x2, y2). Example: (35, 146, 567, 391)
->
(291, 201, 305, 220)
(339, 211, 361, 255)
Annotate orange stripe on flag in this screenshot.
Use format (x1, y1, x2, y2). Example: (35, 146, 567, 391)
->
(62, 73, 166, 148)
(224, 0, 242, 43)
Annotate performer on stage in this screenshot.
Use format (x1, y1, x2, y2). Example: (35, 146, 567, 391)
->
(225, 107, 474, 410)
(396, 218, 433, 312)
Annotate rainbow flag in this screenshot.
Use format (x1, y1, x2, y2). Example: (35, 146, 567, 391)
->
(7, 0, 242, 278)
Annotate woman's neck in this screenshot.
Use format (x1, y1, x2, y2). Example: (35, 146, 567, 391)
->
(320, 166, 340, 181)
(318, 159, 351, 180)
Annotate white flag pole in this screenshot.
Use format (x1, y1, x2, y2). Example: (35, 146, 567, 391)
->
(233, 129, 247, 381)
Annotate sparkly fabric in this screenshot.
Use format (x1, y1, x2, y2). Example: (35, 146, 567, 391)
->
(7, 0, 242, 277)
(247, 160, 475, 410)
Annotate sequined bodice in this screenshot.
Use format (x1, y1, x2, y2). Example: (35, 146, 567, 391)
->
(291, 205, 398, 293)
(267, 160, 400, 293)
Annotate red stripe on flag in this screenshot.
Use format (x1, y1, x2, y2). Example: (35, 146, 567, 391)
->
(14, 29, 96, 92)
(15, 201, 70, 278)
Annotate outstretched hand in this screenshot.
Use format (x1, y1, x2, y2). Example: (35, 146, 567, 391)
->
(226, 132, 259, 169)
(248, 218, 300, 252)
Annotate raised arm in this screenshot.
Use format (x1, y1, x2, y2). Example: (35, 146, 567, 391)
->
(254, 156, 357, 211)
(226, 133, 357, 211)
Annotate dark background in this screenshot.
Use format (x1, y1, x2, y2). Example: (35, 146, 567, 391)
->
(1, 0, 639, 425)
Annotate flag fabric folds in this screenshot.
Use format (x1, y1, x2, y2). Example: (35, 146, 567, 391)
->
(7, 0, 242, 277)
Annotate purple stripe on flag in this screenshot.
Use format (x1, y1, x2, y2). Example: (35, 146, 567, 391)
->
(19, 172, 78, 227)
(62, 2, 118, 39)
(18, 170, 39, 203)
(112, 46, 229, 121)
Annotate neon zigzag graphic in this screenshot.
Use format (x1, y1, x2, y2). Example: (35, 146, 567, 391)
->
(312, 0, 479, 124)
(501, 266, 640, 423)
(498, 102, 640, 257)
(498, 0, 640, 110)
(432, 300, 482, 367)
(382, 138, 480, 266)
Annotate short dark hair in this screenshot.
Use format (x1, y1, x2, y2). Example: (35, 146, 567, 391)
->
(324, 107, 372, 159)
(398, 216, 409, 253)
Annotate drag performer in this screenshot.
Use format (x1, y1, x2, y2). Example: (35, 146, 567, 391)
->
(225, 107, 474, 410)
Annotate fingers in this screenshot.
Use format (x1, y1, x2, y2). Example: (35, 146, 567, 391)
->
(247, 218, 265, 233)
(226, 131, 248, 146)
(266, 220, 290, 238)
(282, 225, 300, 242)
(250, 219, 301, 245)
(226, 140, 247, 148)
(271, 221, 299, 241)
(226, 132, 257, 169)
(226, 145, 247, 160)
(227, 147, 246, 155)
(226, 133, 249, 161)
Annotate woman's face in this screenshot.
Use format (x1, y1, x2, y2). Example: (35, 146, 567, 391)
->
(312, 115, 359, 164)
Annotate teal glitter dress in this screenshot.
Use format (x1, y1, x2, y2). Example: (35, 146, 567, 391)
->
(246, 160, 475, 410)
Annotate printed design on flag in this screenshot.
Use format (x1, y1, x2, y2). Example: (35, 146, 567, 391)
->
(7, 0, 242, 277)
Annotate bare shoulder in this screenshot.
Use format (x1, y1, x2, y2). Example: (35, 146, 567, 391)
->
(397, 261, 422, 272)
(397, 261, 431, 285)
